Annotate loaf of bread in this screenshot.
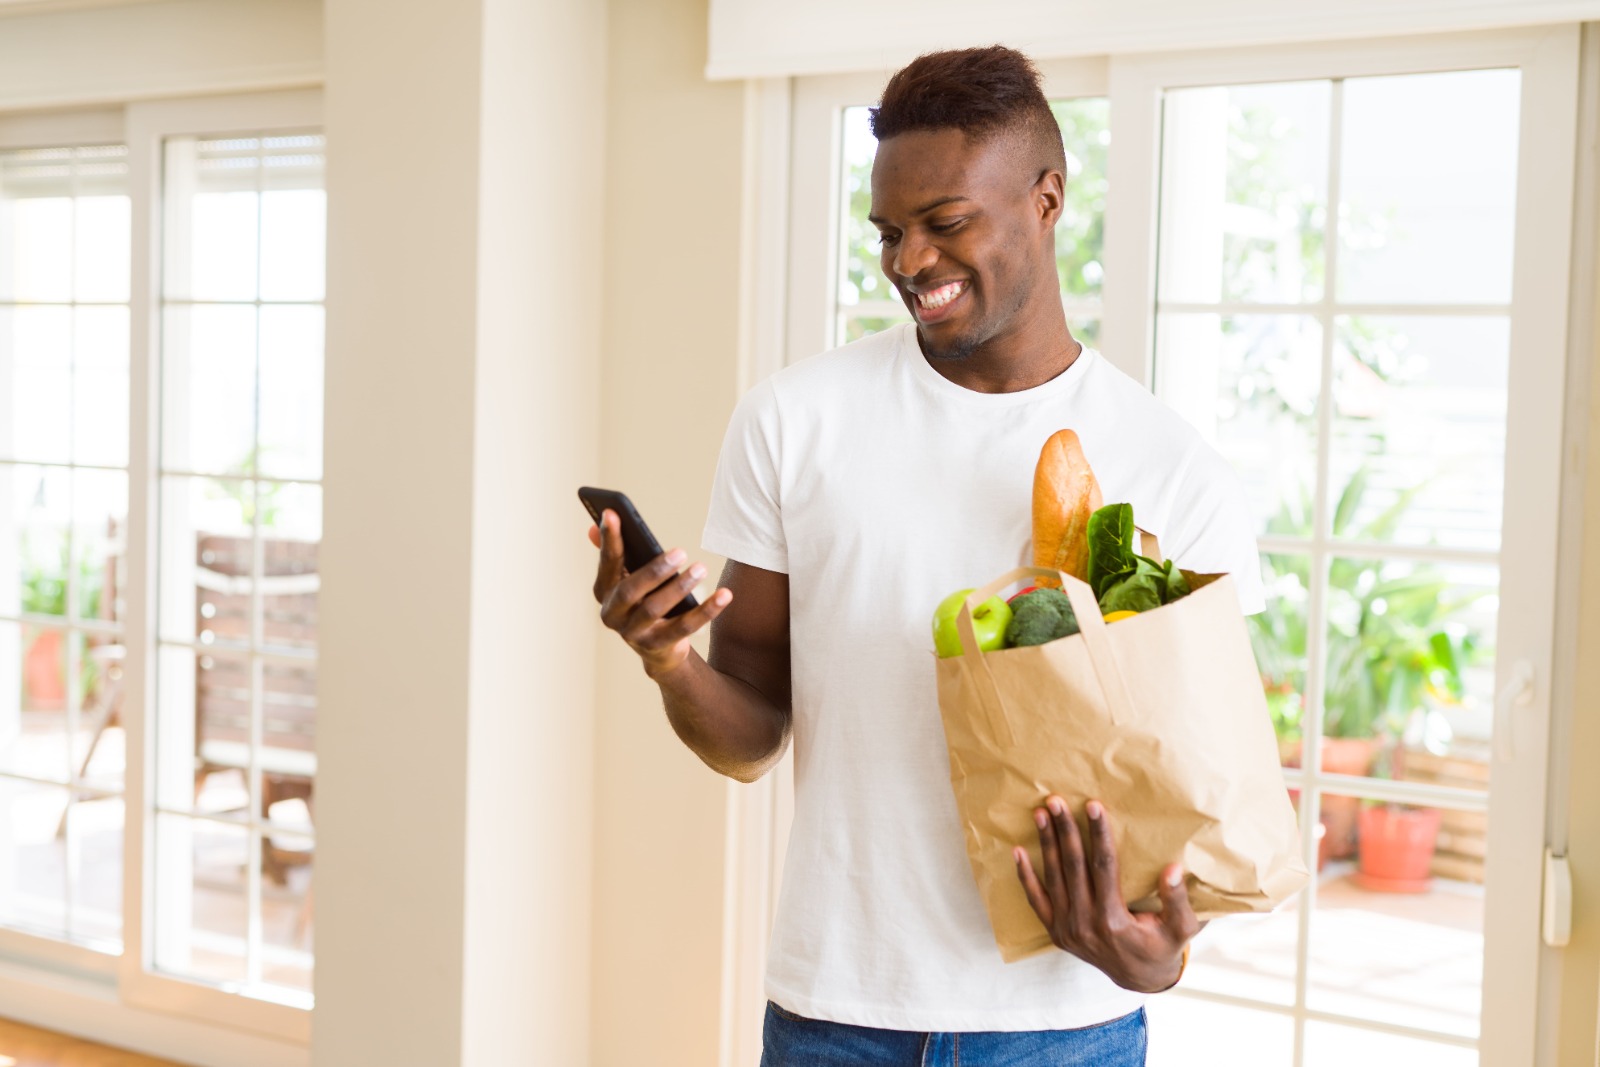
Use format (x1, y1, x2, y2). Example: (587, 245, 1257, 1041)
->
(1032, 429, 1103, 586)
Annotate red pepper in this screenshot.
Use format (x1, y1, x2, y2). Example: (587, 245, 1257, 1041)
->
(1007, 585, 1038, 605)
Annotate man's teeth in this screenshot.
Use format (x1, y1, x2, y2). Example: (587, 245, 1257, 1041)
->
(917, 282, 966, 310)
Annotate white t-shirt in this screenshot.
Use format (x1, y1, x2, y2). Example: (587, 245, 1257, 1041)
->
(702, 323, 1264, 1033)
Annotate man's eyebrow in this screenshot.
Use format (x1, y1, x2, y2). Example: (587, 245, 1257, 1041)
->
(866, 195, 973, 225)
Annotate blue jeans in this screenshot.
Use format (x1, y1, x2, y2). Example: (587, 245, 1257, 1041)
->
(760, 1001, 1148, 1066)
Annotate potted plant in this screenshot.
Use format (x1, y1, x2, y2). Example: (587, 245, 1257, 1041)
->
(1250, 466, 1483, 860)
(1355, 743, 1442, 892)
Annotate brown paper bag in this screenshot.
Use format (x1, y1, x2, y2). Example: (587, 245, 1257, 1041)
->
(936, 557, 1309, 963)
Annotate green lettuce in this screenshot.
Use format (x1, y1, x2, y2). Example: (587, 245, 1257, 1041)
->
(1088, 503, 1194, 615)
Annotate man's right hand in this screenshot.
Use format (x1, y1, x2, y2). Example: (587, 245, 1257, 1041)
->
(589, 509, 733, 681)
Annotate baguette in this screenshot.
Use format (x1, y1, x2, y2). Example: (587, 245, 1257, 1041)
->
(1032, 429, 1103, 586)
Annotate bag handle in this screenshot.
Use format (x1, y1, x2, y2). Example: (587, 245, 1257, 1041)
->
(953, 563, 1140, 743)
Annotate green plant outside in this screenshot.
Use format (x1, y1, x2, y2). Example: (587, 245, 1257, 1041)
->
(1250, 467, 1487, 746)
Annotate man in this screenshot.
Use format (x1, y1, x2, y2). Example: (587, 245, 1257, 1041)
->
(589, 45, 1263, 1066)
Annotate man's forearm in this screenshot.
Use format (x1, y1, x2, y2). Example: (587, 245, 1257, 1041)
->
(650, 651, 790, 783)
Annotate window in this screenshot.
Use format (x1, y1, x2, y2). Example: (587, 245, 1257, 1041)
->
(1151, 68, 1515, 1060)
(0, 93, 323, 1049)
(153, 132, 324, 1002)
(0, 142, 131, 952)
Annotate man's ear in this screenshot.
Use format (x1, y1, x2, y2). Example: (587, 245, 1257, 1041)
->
(1035, 168, 1065, 230)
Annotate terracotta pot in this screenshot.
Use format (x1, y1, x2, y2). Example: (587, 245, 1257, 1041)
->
(1356, 805, 1441, 892)
(1320, 736, 1379, 776)
(23, 628, 64, 709)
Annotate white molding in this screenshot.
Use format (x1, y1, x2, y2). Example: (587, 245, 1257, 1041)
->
(736, 78, 791, 393)
(0, 0, 323, 113)
(95, 89, 321, 1048)
(1478, 23, 1581, 1067)
(1535, 20, 1600, 1067)
(0, 107, 122, 148)
(706, 0, 1600, 80)
(721, 75, 792, 1067)
(0, 956, 306, 1067)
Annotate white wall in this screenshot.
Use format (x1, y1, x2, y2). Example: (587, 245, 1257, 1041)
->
(707, 0, 1600, 78)
(590, 1, 747, 1064)
(317, 0, 603, 1062)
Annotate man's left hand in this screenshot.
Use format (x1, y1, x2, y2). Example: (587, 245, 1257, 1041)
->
(1013, 795, 1199, 994)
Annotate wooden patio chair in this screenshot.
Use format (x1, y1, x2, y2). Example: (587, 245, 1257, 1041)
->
(192, 534, 319, 888)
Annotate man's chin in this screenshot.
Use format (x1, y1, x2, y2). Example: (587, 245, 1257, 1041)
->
(917, 324, 982, 363)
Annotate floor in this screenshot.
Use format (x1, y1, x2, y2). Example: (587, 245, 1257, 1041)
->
(0, 1019, 187, 1067)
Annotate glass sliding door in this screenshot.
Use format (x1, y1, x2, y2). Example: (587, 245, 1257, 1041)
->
(153, 131, 324, 1004)
(0, 142, 131, 955)
(1132, 30, 1577, 1067)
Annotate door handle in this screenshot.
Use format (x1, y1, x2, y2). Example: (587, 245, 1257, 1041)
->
(1495, 659, 1534, 764)
(1544, 847, 1571, 947)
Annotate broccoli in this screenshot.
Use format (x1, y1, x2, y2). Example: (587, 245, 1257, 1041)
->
(1005, 587, 1079, 647)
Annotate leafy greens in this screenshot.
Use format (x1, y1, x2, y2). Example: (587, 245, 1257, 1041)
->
(1086, 502, 1193, 615)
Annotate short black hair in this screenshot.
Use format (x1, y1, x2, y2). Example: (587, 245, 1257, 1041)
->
(869, 46, 1065, 175)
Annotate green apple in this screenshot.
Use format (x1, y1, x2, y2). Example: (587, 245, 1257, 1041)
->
(932, 588, 1014, 658)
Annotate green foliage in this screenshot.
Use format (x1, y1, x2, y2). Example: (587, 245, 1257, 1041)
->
(1051, 98, 1109, 302)
(1087, 502, 1192, 614)
(21, 538, 102, 619)
(1250, 468, 1488, 743)
(1087, 502, 1136, 599)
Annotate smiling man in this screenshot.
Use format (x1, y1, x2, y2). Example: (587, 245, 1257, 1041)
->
(589, 45, 1264, 1066)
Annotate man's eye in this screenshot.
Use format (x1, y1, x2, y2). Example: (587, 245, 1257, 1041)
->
(930, 219, 966, 234)
(877, 233, 900, 248)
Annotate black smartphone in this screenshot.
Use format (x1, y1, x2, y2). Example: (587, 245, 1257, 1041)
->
(578, 486, 700, 619)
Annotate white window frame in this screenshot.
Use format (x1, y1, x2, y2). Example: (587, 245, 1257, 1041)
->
(0, 89, 320, 1066)
(731, 23, 1585, 1067)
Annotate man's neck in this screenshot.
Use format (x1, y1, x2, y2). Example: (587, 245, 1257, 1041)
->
(918, 303, 1081, 395)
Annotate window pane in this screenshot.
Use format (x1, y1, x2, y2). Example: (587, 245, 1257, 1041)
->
(0, 778, 68, 937)
(159, 475, 255, 648)
(259, 188, 326, 302)
(172, 183, 260, 303)
(1339, 69, 1519, 306)
(73, 305, 130, 468)
(6, 196, 72, 302)
(76, 637, 125, 793)
(1304, 1021, 1476, 1067)
(9, 464, 71, 618)
(1159, 81, 1330, 305)
(66, 795, 122, 946)
(74, 193, 131, 303)
(162, 305, 257, 477)
(261, 824, 312, 994)
(0, 621, 69, 781)
(1052, 97, 1109, 304)
(258, 305, 324, 481)
(73, 467, 126, 624)
(154, 813, 248, 986)
(4, 305, 72, 465)
(1156, 313, 1321, 535)
(1251, 552, 1312, 770)
(261, 485, 320, 656)
(1322, 558, 1497, 776)
(1307, 805, 1485, 1037)
(1330, 315, 1507, 552)
(1184, 854, 1302, 1007)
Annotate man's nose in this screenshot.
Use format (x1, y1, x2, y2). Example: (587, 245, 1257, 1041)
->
(891, 232, 938, 280)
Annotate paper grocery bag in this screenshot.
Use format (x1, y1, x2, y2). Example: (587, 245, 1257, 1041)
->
(936, 561, 1308, 963)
